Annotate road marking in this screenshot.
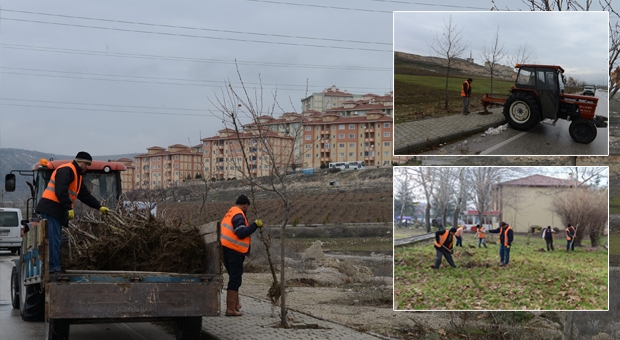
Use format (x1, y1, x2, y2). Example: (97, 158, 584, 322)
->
(480, 131, 528, 155)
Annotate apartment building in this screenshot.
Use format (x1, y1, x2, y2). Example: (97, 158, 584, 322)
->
(133, 144, 203, 190)
(201, 127, 294, 180)
(301, 85, 359, 112)
(110, 157, 136, 192)
(302, 110, 393, 168)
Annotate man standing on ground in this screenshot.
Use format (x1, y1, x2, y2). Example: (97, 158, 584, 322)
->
(433, 227, 458, 269)
(488, 222, 513, 266)
(477, 224, 487, 248)
(543, 226, 555, 251)
(36, 152, 110, 274)
(461, 78, 473, 115)
(455, 225, 464, 247)
(220, 195, 263, 316)
(565, 223, 576, 252)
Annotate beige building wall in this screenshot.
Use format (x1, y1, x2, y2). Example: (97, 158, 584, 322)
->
(499, 186, 568, 233)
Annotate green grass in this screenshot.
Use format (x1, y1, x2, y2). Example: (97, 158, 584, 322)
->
(394, 234, 608, 310)
(610, 196, 620, 214)
(395, 74, 514, 95)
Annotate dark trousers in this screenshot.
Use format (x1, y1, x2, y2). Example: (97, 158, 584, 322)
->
(434, 248, 456, 269)
(455, 236, 462, 247)
(41, 213, 62, 272)
(462, 97, 470, 113)
(546, 239, 554, 251)
(223, 247, 245, 291)
(499, 245, 511, 265)
(478, 238, 487, 248)
(566, 239, 575, 251)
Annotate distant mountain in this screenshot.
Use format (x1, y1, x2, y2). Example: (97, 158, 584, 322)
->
(0, 148, 138, 205)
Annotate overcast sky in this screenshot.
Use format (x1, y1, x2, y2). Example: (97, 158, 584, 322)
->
(0, 1, 614, 156)
(394, 11, 608, 85)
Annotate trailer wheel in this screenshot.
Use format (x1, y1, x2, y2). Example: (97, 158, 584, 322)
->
(10, 266, 19, 309)
(46, 318, 70, 340)
(503, 93, 540, 131)
(175, 317, 202, 340)
(569, 119, 597, 144)
(20, 282, 44, 321)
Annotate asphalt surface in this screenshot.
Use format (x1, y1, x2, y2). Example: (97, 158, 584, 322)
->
(395, 91, 610, 156)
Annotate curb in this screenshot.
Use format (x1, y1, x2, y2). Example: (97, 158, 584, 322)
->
(394, 118, 507, 155)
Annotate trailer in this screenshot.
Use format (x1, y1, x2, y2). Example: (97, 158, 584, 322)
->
(6, 158, 222, 339)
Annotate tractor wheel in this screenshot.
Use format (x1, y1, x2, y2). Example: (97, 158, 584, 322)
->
(20, 282, 44, 321)
(503, 93, 540, 131)
(10, 266, 19, 309)
(569, 119, 597, 144)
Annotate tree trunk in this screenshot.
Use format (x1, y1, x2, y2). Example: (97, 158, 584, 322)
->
(444, 71, 450, 109)
(426, 205, 431, 233)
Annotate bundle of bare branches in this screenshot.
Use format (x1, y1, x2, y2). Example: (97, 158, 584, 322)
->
(61, 209, 207, 273)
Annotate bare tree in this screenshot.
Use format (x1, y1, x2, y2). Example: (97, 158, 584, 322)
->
(480, 26, 505, 95)
(506, 42, 537, 67)
(394, 169, 412, 228)
(209, 65, 304, 327)
(468, 168, 504, 228)
(429, 15, 470, 110)
(451, 168, 468, 228)
(410, 167, 436, 232)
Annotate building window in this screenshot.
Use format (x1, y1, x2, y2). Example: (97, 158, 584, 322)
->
(175, 155, 178, 160)
(384, 123, 390, 128)
(263, 164, 268, 169)
(383, 132, 390, 137)
(204, 142, 209, 146)
(316, 154, 319, 158)
(349, 124, 355, 129)
(339, 124, 345, 130)
(305, 126, 311, 131)
(349, 152, 354, 157)
(305, 154, 310, 158)
(339, 152, 344, 157)
(316, 126, 320, 131)
(205, 158, 210, 162)
(384, 151, 390, 156)
(349, 143, 354, 148)
(338, 134, 345, 139)
(204, 150, 209, 155)
(305, 135, 311, 140)
(157, 157, 161, 161)
(348, 134, 355, 138)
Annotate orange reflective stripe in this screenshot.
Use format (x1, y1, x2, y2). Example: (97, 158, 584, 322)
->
(41, 163, 81, 206)
(500, 226, 512, 246)
(460, 81, 470, 97)
(220, 206, 250, 253)
(434, 230, 452, 249)
(477, 227, 486, 238)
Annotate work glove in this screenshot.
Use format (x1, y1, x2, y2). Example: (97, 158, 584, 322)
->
(507, 245, 511, 249)
(68, 209, 75, 220)
(255, 219, 263, 228)
(99, 206, 110, 214)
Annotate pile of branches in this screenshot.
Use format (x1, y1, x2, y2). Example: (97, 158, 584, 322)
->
(61, 208, 207, 273)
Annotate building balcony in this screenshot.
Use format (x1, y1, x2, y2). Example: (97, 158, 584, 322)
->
(364, 138, 375, 142)
(320, 157, 331, 162)
(364, 128, 375, 133)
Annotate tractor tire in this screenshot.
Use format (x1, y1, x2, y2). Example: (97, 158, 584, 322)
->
(174, 317, 202, 340)
(569, 119, 597, 144)
(10, 266, 19, 309)
(21, 283, 44, 321)
(503, 93, 541, 131)
(46, 319, 70, 340)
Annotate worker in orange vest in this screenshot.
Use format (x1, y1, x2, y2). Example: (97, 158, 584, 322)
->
(476, 224, 487, 248)
(454, 225, 465, 247)
(461, 78, 473, 115)
(220, 195, 263, 316)
(36, 151, 110, 274)
(433, 227, 458, 269)
(488, 222, 513, 266)
(565, 224, 576, 252)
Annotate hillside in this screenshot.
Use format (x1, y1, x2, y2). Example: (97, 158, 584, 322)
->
(152, 168, 394, 226)
(394, 51, 513, 80)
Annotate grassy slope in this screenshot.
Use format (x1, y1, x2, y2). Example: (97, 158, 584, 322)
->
(394, 234, 607, 310)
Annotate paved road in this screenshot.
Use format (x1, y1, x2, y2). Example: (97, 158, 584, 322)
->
(416, 91, 609, 156)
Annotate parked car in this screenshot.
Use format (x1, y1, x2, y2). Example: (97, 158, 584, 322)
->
(0, 207, 23, 253)
(582, 85, 596, 96)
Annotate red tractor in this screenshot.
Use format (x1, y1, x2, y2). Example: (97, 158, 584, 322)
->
(481, 64, 607, 144)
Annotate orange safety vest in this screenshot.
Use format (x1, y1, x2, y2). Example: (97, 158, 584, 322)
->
(460, 80, 471, 97)
(220, 206, 250, 253)
(477, 226, 486, 239)
(455, 227, 464, 238)
(499, 225, 512, 246)
(434, 230, 453, 249)
(566, 226, 575, 241)
(41, 163, 82, 207)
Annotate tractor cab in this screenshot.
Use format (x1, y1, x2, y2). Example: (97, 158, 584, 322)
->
(5, 158, 126, 220)
(513, 64, 564, 120)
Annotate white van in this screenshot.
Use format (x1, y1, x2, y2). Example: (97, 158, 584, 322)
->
(0, 208, 23, 253)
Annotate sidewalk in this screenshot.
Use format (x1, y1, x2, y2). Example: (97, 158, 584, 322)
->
(201, 290, 389, 340)
(394, 108, 505, 155)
